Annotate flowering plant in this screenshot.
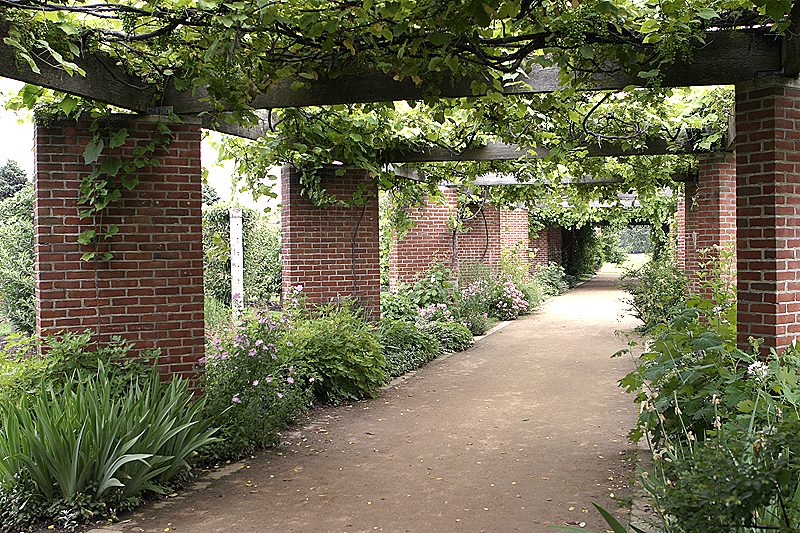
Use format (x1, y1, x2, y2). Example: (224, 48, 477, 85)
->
(489, 278, 530, 321)
(202, 309, 313, 458)
(417, 302, 455, 323)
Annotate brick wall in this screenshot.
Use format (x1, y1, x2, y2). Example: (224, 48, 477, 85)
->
(684, 153, 737, 295)
(390, 189, 531, 288)
(281, 165, 380, 319)
(389, 189, 456, 289)
(735, 77, 800, 353)
(34, 116, 204, 384)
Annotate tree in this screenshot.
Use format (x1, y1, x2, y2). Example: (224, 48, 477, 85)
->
(202, 182, 221, 206)
(0, 159, 27, 201)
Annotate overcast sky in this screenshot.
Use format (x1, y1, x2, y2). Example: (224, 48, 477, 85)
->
(0, 77, 279, 211)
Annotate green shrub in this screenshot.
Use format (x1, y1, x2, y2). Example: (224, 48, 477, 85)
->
(0, 184, 34, 333)
(0, 332, 154, 405)
(202, 310, 312, 459)
(407, 263, 454, 308)
(619, 259, 687, 332)
(380, 290, 417, 321)
(416, 320, 473, 353)
(0, 363, 216, 531)
(533, 262, 568, 298)
(288, 305, 385, 404)
(379, 319, 442, 378)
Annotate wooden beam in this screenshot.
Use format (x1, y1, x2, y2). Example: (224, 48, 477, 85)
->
(385, 136, 703, 163)
(0, 21, 156, 113)
(782, 1, 800, 77)
(165, 30, 782, 113)
(0, 22, 783, 114)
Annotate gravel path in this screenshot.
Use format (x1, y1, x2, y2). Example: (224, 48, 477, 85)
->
(106, 272, 642, 533)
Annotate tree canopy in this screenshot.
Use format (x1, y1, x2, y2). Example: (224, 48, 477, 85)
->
(0, 159, 28, 200)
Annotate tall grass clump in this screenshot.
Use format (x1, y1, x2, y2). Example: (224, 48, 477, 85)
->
(0, 363, 216, 532)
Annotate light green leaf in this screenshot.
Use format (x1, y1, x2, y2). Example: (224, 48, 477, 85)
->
(78, 229, 97, 245)
(109, 128, 129, 148)
(84, 137, 104, 165)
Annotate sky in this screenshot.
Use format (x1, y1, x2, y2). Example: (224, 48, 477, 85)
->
(0, 77, 279, 212)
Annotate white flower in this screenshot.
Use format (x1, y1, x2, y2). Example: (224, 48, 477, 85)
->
(748, 360, 769, 381)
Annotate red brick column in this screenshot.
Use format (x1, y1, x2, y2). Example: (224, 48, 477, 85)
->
(389, 189, 456, 290)
(735, 77, 800, 353)
(34, 116, 204, 383)
(684, 153, 737, 295)
(389, 189, 531, 286)
(530, 229, 550, 269)
(281, 165, 380, 318)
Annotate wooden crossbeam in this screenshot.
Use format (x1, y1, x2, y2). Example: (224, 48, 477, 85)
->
(0, 25, 783, 116)
(386, 136, 703, 163)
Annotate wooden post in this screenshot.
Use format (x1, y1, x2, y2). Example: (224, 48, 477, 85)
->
(229, 206, 244, 318)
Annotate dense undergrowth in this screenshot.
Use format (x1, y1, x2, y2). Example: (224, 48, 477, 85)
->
(616, 247, 800, 533)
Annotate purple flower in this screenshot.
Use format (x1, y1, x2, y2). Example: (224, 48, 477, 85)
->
(287, 376, 295, 384)
(277, 392, 284, 398)
(232, 394, 242, 404)
(253, 380, 259, 386)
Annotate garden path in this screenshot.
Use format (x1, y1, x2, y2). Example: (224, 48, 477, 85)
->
(107, 272, 642, 533)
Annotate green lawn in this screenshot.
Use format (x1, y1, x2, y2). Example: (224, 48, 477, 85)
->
(600, 253, 648, 274)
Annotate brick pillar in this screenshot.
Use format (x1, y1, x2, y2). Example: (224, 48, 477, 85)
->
(500, 208, 530, 274)
(390, 190, 530, 287)
(735, 77, 800, 353)
(389, 189, 456, 290)
(673, 193, 686, 270)
(530, 228, 550, 270)
(281, 165, 380, 318)
(34, 116, 204, 383)
(457, 204, 501, 266)
(548, 226, 563, 264)
(684, 153, 737, 295)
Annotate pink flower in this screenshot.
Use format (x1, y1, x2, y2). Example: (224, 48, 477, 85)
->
(232, 394, 242, 404)
(253, 380, 259, 386)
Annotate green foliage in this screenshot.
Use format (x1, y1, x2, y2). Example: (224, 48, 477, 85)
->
(407, 263, 454, 308)
(288, 305, 385, 404)
(380, 291, 417, 321)
(201, 182, 221, 206)
(618, 226, 651, 254)
(0, 363, 216, 531)
(561, 224, 605, 281)
(619, 259, 687, 332)
(617, 247, 800, 533)
(416, 320, 473, 353)
(0, 183, 34, 333)
(202, 311, 312, 459)
(654, 422, 800, 533)
(0, 159, 27, 201)
(379, 319, 442, 379)
(533, 263, 569, 298)
(599, 229, 628, 266)
(203, 203, 281, 305)
(0, 331, 154, 405)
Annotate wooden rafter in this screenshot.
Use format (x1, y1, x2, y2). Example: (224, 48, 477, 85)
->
(0, 25, 782, 117)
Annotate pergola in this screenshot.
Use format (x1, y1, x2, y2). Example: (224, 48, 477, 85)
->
(1, 15, 799, 381)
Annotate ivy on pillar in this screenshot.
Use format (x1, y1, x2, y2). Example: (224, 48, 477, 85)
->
(34, 116, 205, 384)
(280, 165, 380, 319)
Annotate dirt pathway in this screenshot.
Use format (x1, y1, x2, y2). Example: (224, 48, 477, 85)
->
(108, 272, 642, 533)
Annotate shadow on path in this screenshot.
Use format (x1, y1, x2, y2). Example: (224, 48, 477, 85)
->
(112, 272, 642, 533)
